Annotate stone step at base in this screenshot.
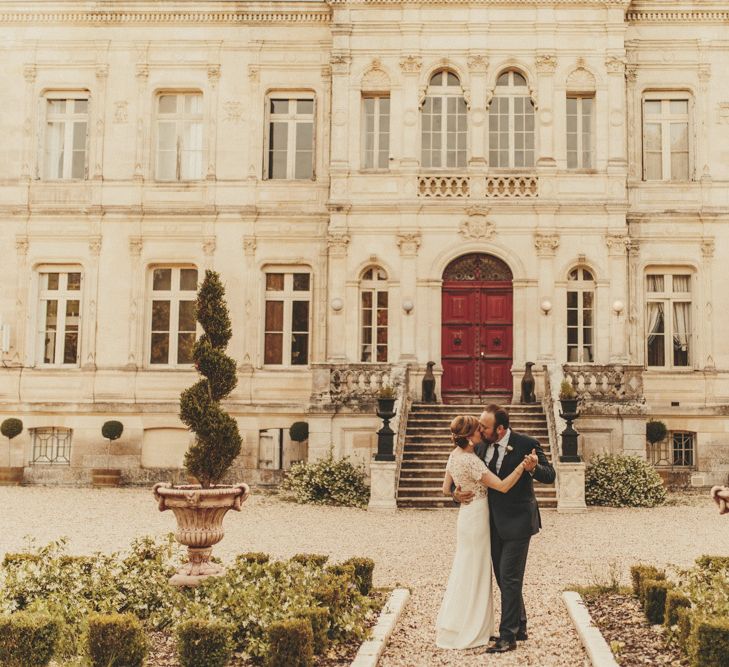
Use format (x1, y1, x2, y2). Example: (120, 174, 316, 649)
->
(397, 496, 559, 509)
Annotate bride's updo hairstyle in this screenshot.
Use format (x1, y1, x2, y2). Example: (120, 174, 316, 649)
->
(450, 415, 479, 448)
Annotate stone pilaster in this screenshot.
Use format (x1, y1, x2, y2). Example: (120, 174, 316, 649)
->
(93, 63, 109, 179)
(15, 236, 29, 364)
(206, 63, 221, 180)
(398, 56, 422, 168)
(397, 231, 421, 361)
(605, 232, 630, 362)
(605, 55, 627, 172)
(133, 45, 150, 180)
(126, 236, 144, 368)
(467, 55, 488, 170)
(241, 235, 257, 370)
(534, 232, 559, 362)
(701, 238, 715, 370)
(21, 64, 36, 180)
(535, 54, 557, 168)
(327, 231, 350, 362)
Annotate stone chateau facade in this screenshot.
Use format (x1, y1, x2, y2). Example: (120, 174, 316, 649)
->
(1, 0, 728, 488)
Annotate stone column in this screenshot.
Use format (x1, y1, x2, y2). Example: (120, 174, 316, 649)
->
(327, 231, 350, 362)
(93, 64, 109, 180)
(83, 235, 102, 370)
(535, 54, 557, 168)
(126, 236, 144, 369)
(21, 64, 36, 180)
(206, 64, 221, 180)
(368, 460, 398, 511)
(15, 237, 30, 365)
(626, 239, 640, 362)
(397, 231, 421, 362)
(241, 235, 257, 370)
(133, 47, 150, 181)
(701, 239, 715, 370)
(605, 232, 629, 362)
(534, 232, 559, 363)
(398, 56, 422, 168)
(605, 55, 628, 173)
(556, 462, 587, 513)
(625, 65, 638, 182)
(698, 52, 711, 181)
(329, 52, 351, 172)
(467, 55, 488, 170)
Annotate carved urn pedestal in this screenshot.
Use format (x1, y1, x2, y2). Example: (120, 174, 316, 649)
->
(153, 482, 250, 587)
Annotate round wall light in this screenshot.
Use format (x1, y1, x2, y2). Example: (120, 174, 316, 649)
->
(402, 299, 414, 313)
(330, 297, 344, 312)
(540, 299, 552, 315)
(612, 299, 625, 315)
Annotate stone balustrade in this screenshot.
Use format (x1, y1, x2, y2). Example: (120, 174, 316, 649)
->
(562, 364, 645, 403)
(417, 175, 470, 198)
(416, 173, 539, 198)
(329, 364, 395, 404)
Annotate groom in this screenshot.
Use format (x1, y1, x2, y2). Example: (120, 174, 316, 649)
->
(453, 403, 556, 653)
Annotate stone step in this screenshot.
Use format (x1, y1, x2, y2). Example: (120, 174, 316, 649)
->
(405, 435, 549, 444)
(407, 416, 547, 424)
(406, 427, 548, 435)
(410, 403, 544, 411)
(397, 496, 559, 509)
(398, 477, 558, 490)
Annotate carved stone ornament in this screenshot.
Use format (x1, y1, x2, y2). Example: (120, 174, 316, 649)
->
(202, 237, 216, 256)
(327, 232, 351, 257)
(207, 64, 221, 82)
(467, 54, 489, 73)
(533, 232, 560, 257)
(135, 63, 149, 80)
(15, 236, 29, 256)
(223, 101, 242, 123)
(460, 207, 495, 240)
(566, 67, 596, 92)
(248, 65, 259, 83)
(23, 64, 36, 83)
(625, 65, 638, 84)
(362, 60, 390, 91)
(114, 101, 128, 123)
(129, 236, 143, 256)
(605, 232, 631, 255)
(701, 238, 715, 258)
(535, 54, 557, 74)
(719, 103, 729, 124)
(331, 52, 351, 74)
(399, 55, 422, 74)
(443, 253, 512, 282)
(605, 56, 626, 74)
(96, 64, 109, 80)
(243, 236, 256, 256)
(699, 65, 711, 83)
(89, 236, 102, 256)
(397, 232, 421, 256)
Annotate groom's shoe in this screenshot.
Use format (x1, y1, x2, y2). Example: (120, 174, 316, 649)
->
(486, 638, 517, 653)
(516, 629, 528, 641)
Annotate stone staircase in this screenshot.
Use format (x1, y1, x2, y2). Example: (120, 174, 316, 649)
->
(397, 403, 557, 509)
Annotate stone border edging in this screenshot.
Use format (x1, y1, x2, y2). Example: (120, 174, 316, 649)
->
(562, 591, 619, 667)
(350, 587, 410, 667)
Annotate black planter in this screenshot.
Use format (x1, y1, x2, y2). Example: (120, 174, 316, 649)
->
(375, 398, 397, 462)
(377, 397, 396, 414)
(558, 397, 581, 463)
(559, 398, 579, 415)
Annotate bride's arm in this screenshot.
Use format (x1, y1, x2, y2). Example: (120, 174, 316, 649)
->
(480, 461, 526, 493)
(442, 470, 454, 497)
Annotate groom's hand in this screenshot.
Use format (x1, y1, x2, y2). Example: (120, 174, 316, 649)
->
(523, 449, 538, 473)
(453, 485, 474, 505)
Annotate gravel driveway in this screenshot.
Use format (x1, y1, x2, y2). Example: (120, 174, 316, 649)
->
(1, 488, 727, 666)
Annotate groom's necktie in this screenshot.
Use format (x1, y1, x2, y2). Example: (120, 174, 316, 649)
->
(487, 445, 499, 474)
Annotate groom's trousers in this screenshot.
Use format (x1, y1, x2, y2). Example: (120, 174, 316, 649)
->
(491, 531, 530, 642)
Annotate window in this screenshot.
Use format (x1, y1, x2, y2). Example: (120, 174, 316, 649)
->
(648, 430, 695, 468)
(43, 96, 89, 179)
(360, 267, 389, 362)
(421, 71, 467, 169)
(646, 272, 692, 368)
(642, 96, 690, 181)
(264, 271, 311, 366)
(156, 93, 203, 181)
(32, 427, 72, 465)
(362, 96, 390, 170)
(566, 96, 594, 169)
(149, 267, 198, 365)
(489, 71, 534, 168)
(266, 97, 314, 180)
(37, 270, 82, 366)
(567, 267, 594, 363)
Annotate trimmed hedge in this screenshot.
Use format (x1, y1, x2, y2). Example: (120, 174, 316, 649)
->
(643, 579, 672, 624)
(235, 552, 270, 565)
(665, 590, 692, 627)
(694, 555, 729, 573)
(293, 607, 329, 654)
(177, 618, 234, 667)
(585, 454, 666, 507)
(0, 612, 61, 667)
(343, 557, 375, 596)
(676, 608, 694, 651)
(692, 617, 729, 667)
(630, 564, 666, 603)
(266, 618, 313, 667)
(290, 553, 329, 568)
(87, 613, 147, 667)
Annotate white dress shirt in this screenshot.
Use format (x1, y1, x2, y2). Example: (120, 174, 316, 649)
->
(485, 428, 511, 474)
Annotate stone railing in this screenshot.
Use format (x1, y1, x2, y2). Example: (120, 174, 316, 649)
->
(393, 365, 412, 489)
(562, 364, 645, 403)
(485, 174, 538, 198)
(541, 364, 561, 460)
(418, 175, 470, 198)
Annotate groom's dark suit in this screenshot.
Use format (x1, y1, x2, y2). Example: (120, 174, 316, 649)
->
(475, 430, 555, 643)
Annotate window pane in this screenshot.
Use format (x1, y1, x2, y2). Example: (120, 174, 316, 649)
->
(647, 275, 664, 292)
(567, 292, 578, 308)
(292, 301, 309, 332)
(266, 274, 284, 291)
(297, 99, 314, 115)
(376, 291, 388, 308)
(293, 274, 310, 291)
(48, 99, 66, 114)
(270, 99, 288, 114)
(67, 273, 81, 290)
(513, 72, 526, 86)
(178, 300, 196, 331)
(671, 153, 689, 181)
(294, 150, 313, 180)
(362, 291, 373, 308)
(150, 333, 169, 364)
(264, 334, 283, 364)
(567, 309, 578, 326)
(152, 300, 171, 331)
(670, 100, 688, 115)
(672, 275, 690, 292)
(158, 95, 177, 113)
(177, 333, 195, 364)
(497, 72, 509, 86)
(583, 292, 594, 308)
(153, 268, 172, 291)
(291, 333, 308, 365)
(644, 100, 661, 116)
(180, 268, 198, 291)
(47, 273, 60, 290)
(265, 301, 284, 331)
(643, 123, 661, 151)
(185, 94, 202, 115)
(63, 330, 78, 364)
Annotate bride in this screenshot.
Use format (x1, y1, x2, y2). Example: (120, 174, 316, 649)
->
(435, 414, 528, 650)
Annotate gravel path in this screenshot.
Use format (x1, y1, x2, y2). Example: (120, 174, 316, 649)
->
(2, 487, 728, 666)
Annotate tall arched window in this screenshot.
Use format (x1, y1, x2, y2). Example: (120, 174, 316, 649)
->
(489, 70, 534, 168)
(567, 267, 595, 363)
(360, 267, 389, 362)
(421, 70, 467, 169)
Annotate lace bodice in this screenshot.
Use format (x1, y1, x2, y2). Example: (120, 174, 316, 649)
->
(447, 450, 489, 501)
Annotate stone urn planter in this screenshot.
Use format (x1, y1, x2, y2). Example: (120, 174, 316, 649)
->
(153, 482, 250, 586)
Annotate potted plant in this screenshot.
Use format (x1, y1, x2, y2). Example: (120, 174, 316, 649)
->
(92, 421, 124, 488)
(288, 421, 309, 468)
(559, 379, 578, 415)
(646, 420, 667, 445)
(376, 384, 397, 415)
(0, 418, 24, 485)
(153, 270, 250, 587)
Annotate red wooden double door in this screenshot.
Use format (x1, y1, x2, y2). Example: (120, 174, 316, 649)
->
(441, 278, 513, 402)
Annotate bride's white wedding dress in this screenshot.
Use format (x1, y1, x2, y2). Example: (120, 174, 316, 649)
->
(436, 450, 495, 649)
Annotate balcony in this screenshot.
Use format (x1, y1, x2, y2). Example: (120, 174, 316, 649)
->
(416, 173, 538, 199)
(562, 364, 645, 405)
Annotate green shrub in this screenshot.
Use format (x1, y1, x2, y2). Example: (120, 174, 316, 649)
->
(101, 420, 124, 442)
(86, 613, 147, 667)
(179, 270, 242, 488)
(266, 618, 313, 667)
(293, 607, 329, 654)
(281, 450, 369, 508)
(326, 563, 357, 583)
(177, 618, 234, 667)
(692, 617, 729, 667)
(643, 579, 672, 624)
(586, 454, 666, 507)
(630, 564, 666, 601)
(1, 418, 23, 440)
(0, 612, 61, 666)
(289, 422, 309, 443)
(235, 552, 270, 566)
(677, 608, 694, 649)
(290, 553, 329, 568)
(646, 420, 667, 445)
(665, 590, 692, 627)
(2, 553, 42, 568)
(694, 555, 729, 573)
(342, 557, 375, 595)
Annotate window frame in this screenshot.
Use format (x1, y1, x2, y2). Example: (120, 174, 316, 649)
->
(359, 266, 389, 363)
(35, 267, 83, 368)
(566, 267, 595, 364)
(421, 70, 468, 170)
(154, 91, 205, 182)
(566, 95, 595, 170)
(489, 70, 535, 169)
(262, 269, 312, 368)
(361, 94, 391, 171)
(31, 427, 72, 466)
(147, 266, 199, 368)
(645, 270, 693, 369)
(263, 93, 316, 181)
(41, 92, 90, 181)
(641, 92, 692, 182)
